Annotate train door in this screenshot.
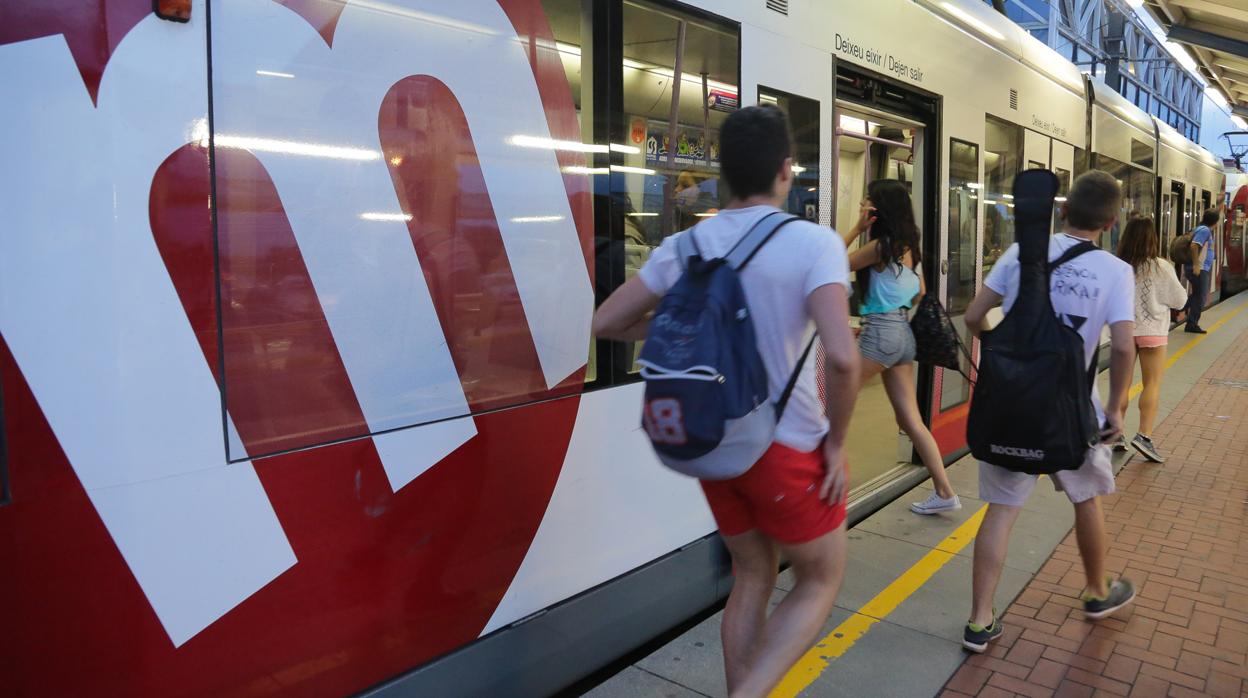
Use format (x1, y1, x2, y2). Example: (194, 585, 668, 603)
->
(1172, 181, 1188, 243)
(1228, 186, 1248, 295)
(931, 137, 979, 455)
(832, 66, 939, 492)
(1160, 191, 1175, 252)
(1199, 189, 1217, 298)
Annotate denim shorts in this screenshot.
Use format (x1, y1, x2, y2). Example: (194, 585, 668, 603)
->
(858, 309, 916, 368)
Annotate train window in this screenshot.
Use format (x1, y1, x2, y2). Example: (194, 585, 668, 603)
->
(1053, 166, 1071, 236)
(1131, 139, 1154, 169)
(983, 115, 1023, 275)
(1073, 146, 1089, 178)
(612, 0, 739, 373)
(1094, 154, 1154, 252)
(760, 87, 820, 221)
(617, 0, 738, 239)
(941, 138, 980, 410)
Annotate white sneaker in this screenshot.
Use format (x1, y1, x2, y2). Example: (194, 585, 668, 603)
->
(909, 492, 962, 515)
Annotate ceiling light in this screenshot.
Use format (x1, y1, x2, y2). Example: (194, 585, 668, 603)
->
(360, 212, 412, 222)
(510, 215, 565, 224)
(610, 165, 656, 175)
(509, 134, 608, 153)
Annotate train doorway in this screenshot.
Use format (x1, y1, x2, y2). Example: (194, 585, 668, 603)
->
(832, 66, 941, 496)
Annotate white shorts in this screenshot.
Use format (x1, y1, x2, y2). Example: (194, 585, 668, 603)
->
(978, 445, 1115, 507)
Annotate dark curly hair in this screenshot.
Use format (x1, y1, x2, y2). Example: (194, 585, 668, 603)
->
(867, 179, 922, 269)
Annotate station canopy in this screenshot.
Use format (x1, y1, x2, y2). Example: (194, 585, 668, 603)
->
(1143, 0, 1248, 121)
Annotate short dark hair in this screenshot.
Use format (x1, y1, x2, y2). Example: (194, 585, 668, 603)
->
(1064, 170, 1122, 231)
(718, 105, 792, 200)
(1201, 208, 1221, 227)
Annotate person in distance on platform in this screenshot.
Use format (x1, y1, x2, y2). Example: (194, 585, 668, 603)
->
(593, 105, 860, 697)
(961, 171, 1137, 653)
(1116, 216, 1188, 463)
(840, 180, 961, 514)
(1182, 206, 1221, 334)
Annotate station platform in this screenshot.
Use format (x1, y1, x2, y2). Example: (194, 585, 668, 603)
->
(583, 291, 1248, 698)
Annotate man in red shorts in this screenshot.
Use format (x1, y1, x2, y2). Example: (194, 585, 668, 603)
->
(593, 105, 860, 697)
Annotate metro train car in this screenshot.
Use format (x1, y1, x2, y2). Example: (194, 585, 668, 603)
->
(1226, 183, 1248, 296)
(0, 1, 1228, 696)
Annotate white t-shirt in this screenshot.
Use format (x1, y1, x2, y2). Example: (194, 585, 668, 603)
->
(637, 206, 851, 452)
(984, 232, 1135, 421)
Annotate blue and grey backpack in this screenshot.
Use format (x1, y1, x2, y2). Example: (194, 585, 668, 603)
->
(637, 211, 815, 480)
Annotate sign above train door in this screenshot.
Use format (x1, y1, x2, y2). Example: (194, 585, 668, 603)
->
(834, 33, 926, 84)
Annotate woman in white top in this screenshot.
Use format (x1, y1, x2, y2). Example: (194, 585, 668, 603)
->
(1115, 217, 1187, 463)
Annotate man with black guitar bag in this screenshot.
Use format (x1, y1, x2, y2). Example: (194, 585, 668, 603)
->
(960, 170, 1138, 653)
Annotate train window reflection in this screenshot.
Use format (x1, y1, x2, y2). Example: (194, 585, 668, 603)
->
(615, 0, 739, 373)
(760, 87, 820, 222)
(941, 138, 979, 410)
(1095, 153, 1154, 252)
(983, 115, 1023, 275)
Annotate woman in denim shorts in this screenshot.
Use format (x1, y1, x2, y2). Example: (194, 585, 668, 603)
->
(841, 180, 960, 514)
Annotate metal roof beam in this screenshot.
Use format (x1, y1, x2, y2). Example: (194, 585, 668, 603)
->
(1165, 0, 1248, 25)
(1168, 23, 1248, 60)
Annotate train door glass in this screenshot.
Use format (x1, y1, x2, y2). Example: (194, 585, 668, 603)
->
(940, 139, 979, 411)
(613, 0, 739, 373)
(760, 87, 820, 221)
(1186, 189, 1195, 236)
(1161, 192, 1175, 252)
(1200, 189, 1216, 288)
(834, 104, 925, 489)
(983, 116, 1024, 276)
(1172, 181, 1188, 242)
(1096, 155, 1153, 252)
(1052, 141, 1074, 233)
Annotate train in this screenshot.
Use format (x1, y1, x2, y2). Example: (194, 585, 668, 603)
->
(0, 0, 1237, 696)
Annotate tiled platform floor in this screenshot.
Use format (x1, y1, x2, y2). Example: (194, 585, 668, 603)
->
(943, 316, 1248, 697)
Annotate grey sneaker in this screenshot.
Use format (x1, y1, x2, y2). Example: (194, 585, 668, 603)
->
(1082, 577, 1136, 619)
(1131, 434, 1165, 463)
(963, 614, 1003, 653)
(910, 492, 962, 515)
(1112, 435, 1128, 452)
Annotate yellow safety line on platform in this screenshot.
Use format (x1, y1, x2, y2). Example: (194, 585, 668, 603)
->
(1127, 305, 1244, 400)
(770, 506, 987, 697)
(773, 299, 1245, 697)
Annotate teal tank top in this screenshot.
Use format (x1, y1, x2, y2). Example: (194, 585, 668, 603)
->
(860, 262, 920, 315)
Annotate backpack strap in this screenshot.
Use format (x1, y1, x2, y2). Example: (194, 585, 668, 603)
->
(724, 211, 801, 270)
(1046, 240, 1099, 275)
(775, 334, 817, 420)
(1046, 240, 1102, 381)
(675, 226, 704, 271)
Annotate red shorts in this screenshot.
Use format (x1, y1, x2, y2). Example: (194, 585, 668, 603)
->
(699, 442, 847, 545)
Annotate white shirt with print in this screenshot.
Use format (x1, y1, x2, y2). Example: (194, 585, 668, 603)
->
(984, 233, 1135, 422)
(638, 206, 851, 452)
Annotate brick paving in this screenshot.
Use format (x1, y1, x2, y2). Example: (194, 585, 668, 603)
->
(941, 325, 1248, 698)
